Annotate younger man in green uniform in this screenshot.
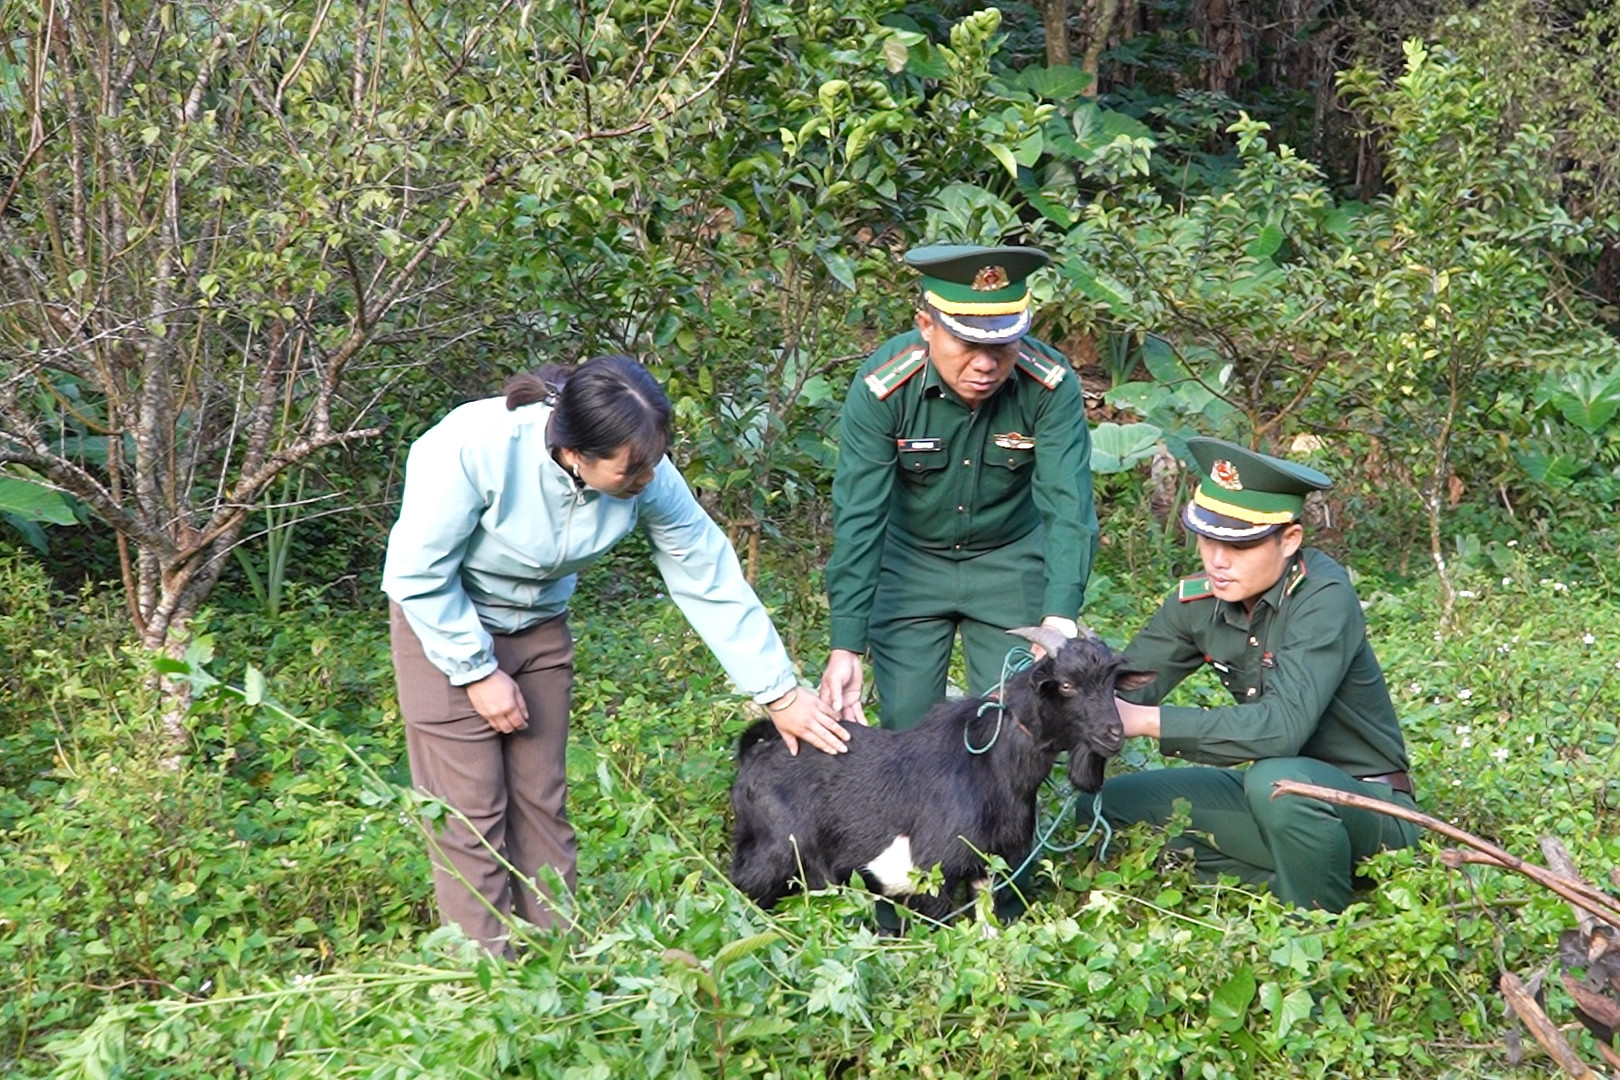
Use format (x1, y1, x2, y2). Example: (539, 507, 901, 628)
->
(819, 244, 1099, 730)
(1101, 437, 1419, 912)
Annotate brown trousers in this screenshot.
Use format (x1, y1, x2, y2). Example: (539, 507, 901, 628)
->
(389, 603, 575, 953)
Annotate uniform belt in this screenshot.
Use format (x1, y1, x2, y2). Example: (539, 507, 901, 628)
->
(1358, 770, 1413, 796)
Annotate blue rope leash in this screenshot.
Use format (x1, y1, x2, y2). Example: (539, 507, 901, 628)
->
(929, 645, 1115, 923)
(936, 789, 1114, 924)
(963, 646, 1036, 754)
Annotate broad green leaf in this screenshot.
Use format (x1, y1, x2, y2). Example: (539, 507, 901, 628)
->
(1246, 224, 1286, 258)
(1055, 260, 1133, 308)
(1, 513, 49, 553)
(244, 665, 266, 707)
(1273, 986, 1314, 1039)
(1089, 422, 1162, 474)
(0, 476, 77, 524)
(713, 931, 781, 975)
(1515, 450, 1585, 487)
(988, 142, 1019, 179)
(1015, 64, 1095, 100)
(1103, 382, 1176, 417)
(818, 248, 857, 292)
(1210, 965, 1257, 1031)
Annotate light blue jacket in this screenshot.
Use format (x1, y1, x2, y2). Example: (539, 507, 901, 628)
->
(381, 396, 798, 703)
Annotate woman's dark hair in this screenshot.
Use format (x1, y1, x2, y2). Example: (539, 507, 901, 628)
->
(504, 354, 670, 473)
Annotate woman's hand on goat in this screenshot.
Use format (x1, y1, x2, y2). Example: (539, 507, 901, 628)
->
(771, 687, 854, 756)
(466, 669, 530, 734)
(818, 649, 869, 726)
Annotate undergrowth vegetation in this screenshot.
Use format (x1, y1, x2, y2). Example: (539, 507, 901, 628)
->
(4, 532, 1619, 1077)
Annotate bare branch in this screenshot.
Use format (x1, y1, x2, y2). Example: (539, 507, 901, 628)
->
(1269, 781, 1620, 930)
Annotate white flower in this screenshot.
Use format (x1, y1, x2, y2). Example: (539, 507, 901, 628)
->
(1458, 689, 1473, 701)
(1460, 737, 1473, 748)
(1455, 725, 1472, 735)
(1583, 634, 1596, 646)
(1458, 590, 1477, 599)
(1408, 682, 1422, 694)
(1491, 747, 1509, 762)
(1502, 577, 1513, 586)
(1507, 540, 1518, 547)
(1554, 582, 1568, 593)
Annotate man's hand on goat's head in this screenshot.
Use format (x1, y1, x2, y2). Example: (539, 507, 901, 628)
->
(770, 688, 853, 756)
(1027, 615, 1079, 658)
(817, 649, 869, 727)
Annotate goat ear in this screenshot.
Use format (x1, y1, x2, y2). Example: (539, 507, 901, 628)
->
(1115, 669, 1158, 693)
(1069, 749, 1106, 794)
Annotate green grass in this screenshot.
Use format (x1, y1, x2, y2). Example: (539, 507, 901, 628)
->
(2, 535, 1618, 1077)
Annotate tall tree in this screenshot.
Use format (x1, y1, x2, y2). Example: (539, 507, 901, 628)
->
(0, 0, 741, 664)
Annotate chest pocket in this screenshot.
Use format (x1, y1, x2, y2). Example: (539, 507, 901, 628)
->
(896, 446, 948, 484)
(984, 447, 1034, 473)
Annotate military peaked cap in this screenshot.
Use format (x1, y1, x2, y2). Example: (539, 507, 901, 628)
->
(1182, 436, 1333, 542)
(905, 243, 1050, 345)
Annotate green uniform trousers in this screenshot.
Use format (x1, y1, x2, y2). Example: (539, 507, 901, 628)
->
(1099, 757, 1419, 912)
(868, 528, 1047, 731)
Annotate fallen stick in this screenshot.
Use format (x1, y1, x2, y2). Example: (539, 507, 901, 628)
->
(1267, 781, 1620, 930)
(1499, 971, 1601, 1079)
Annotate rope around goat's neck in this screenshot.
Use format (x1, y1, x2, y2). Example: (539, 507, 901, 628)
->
(940, 644, 1114, 923)
(964, 645, 1037, 754)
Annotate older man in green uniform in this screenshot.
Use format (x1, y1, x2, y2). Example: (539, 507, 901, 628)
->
(819, 243, 1098, 731)
(1101, 437, 1419, 912)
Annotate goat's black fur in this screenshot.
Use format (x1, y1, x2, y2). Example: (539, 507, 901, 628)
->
(728, 633, 1155, 920)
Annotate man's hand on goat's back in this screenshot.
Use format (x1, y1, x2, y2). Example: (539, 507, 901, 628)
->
(772, 685, 857, 756)
(817, 649, 869, 727)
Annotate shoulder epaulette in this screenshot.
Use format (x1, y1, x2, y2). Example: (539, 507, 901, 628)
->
(863, 347, 928, 400)
(1284, 558, 1309, 596)
(1015, 349, 1067, 390)
(1178, 574, 1214, 602)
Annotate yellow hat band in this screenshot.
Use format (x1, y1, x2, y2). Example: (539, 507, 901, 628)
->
(924, 289, 1030, 317)
(1192, 488, 1298, 525)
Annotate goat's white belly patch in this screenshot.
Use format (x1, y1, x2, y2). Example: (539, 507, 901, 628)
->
(864, 835, 915, 896)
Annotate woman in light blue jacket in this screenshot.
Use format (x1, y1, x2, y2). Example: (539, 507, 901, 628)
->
(383, 355, 847, 954)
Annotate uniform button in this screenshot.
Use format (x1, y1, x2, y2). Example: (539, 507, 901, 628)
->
(962, 459, 971, 466)
(957, 505, 966, 512)
(1245, 687, 1257, 697)
(1249, 636, 1258, 646)
(954, 543, 962, 550)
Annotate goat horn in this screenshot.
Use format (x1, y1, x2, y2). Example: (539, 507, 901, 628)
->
(1074, 619, 1102, 642)
(1006, 625, 1070, 657)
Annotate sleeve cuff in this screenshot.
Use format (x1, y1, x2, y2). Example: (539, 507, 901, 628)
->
(1043, 587, 1084, 621)
(829, 617, 869, 654)
(1157, 706, 1201, 760)
(447, 656, 500, 687)
(751, 672, 799, 706)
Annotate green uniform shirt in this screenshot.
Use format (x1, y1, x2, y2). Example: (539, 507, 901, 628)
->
(826, 329, 1098, 654)
(1121, 547, 1410, 778)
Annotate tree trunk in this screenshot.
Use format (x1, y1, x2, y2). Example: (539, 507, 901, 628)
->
(1042, 0, 1072, 67)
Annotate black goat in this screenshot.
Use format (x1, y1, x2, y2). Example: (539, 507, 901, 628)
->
(728, 626, 1156, 920)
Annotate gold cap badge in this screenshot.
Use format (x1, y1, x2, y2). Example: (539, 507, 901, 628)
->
(972, 265, 1009, 291)
(1211, 460, 1243, 491)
